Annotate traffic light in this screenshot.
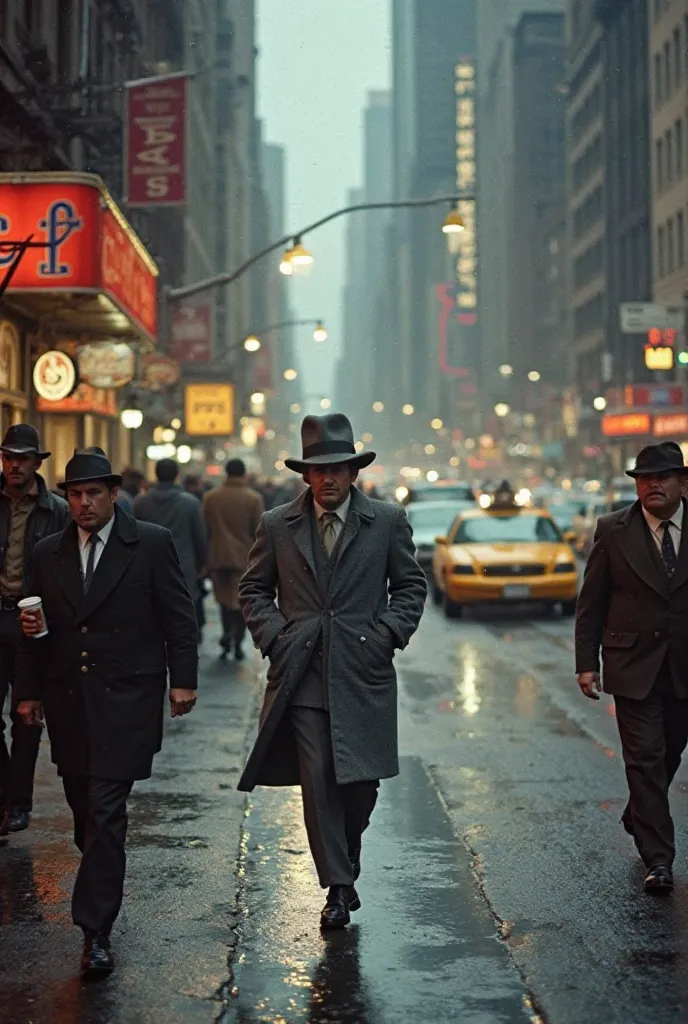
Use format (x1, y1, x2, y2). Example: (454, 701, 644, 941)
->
(678, 351, 688, 365)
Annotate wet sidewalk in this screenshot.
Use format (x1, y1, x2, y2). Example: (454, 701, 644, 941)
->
(227, 757, 533, 1024)
(0, 609, 262, 1024)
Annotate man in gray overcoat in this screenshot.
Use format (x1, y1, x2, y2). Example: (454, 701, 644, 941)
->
(238, 413, 427, 928)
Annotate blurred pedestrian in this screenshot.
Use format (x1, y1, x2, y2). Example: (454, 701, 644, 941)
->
(115, 467, 145, 514)
(260, 478, 286, 511)
(183, 473, 206, 500)
(576, 441, 688, 895)
(238, 414, 426, 928)
(16, 447, 198, 976)
(133, 459, 207, 640)
(203, 459, 263, 660)
(0, 425, 69, 836)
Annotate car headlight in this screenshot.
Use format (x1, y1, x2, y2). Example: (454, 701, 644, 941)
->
(554, 562, 576, 574)
(452, 564, 475, 575)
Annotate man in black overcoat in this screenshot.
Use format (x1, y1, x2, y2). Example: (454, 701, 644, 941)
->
(576, 441, 688, 894)
(15, 447, 198, 975)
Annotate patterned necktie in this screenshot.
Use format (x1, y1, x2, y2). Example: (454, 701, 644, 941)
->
(661, 522, 678, 575)
(319, 512, 339, 556)
(83, 534, 100, 593)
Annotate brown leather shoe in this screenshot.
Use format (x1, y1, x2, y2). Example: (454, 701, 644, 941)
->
(644, 864, 673, 895)
(320, 885, 361, 929)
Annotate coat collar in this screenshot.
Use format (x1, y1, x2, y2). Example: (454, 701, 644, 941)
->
(283, 487, 375, 580)
(612, 498, 688, 597)
(54, 505, 140, 621)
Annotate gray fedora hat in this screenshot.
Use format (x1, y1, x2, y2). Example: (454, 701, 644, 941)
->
(626, 441, 688, 478)
(57, 447, 123, 489)
(285, 413, 376, 473)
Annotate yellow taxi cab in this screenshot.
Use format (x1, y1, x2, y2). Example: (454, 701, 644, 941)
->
(431, 486, 578, 619)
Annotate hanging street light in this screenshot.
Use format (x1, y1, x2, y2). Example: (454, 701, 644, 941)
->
(312, 320, 328, 342)
(244, 335, 261, 352)
(499, 364, 514, 377)
(494, 403, 510, 418)
(372, 401, 385, 413)
(320, 398, 332, 410)
(442, 208, 465, 235)
(593, 396, 607, 411)
(528, 370, 541, 382)
(283, 368, 298, 381)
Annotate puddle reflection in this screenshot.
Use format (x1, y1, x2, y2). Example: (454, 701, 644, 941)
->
(454, 645, 481, 716)
(307, 928, 373, 1024)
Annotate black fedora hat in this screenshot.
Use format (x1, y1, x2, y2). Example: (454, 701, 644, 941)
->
(0, 423, 50, 460)
(626, 441, 687, 478)
(57, 447, 123, 490)
(285, 413, 376, 473)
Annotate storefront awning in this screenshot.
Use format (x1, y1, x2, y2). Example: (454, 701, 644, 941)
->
(0, 172, 158, 346)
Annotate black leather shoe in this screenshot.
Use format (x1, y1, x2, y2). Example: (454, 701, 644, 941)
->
(349, 846, 361, 881)
(234, 643, 246, 662)
(320, 885, 361, 929)
(8, 810, 30, 832)
(644, 864, 673, 894)
(81, 932, 114, 976)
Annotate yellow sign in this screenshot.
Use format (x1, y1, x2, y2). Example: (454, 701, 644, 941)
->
(184, 383, 234, 436)
(644, 346, 674, 371)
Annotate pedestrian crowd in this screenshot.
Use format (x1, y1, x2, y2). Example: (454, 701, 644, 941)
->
(2, 415, 688, 982)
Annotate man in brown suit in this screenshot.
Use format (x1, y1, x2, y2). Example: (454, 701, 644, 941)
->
(575, 441, 688, 893)
(203, 459, 263, 660)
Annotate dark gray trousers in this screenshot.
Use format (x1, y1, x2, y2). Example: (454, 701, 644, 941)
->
(289, 707, 379, 888)
(62, 775, 134, 935)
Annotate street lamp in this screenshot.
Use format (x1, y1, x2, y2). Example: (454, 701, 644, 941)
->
(431, 418, 443, 430)
(593, 396, 607, 411)
(244, 335, 261, 352)
(528, 370, 541, 382)
(402, 404, 415, 416)
(320, 398, 332, 410)
(372, 401, 385, 413)
(290, 402, 301, 414)
(281, 238, 314, 275)
(283, 368, 298, 381)
(121, 394, 143, 430)
(494, 403, 510, 418)
(313, 320, 328, 342)
(442, 208, 466, 235)
(499, 364, 514, 377)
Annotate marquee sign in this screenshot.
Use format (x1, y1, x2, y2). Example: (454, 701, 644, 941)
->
(454, 59, 477, 313)
(0, 173, 158, 342)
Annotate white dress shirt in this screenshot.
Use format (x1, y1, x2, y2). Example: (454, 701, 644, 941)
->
(78, 516, 115, 578)
(642, 499, 683, 557)
(313, 492, 351, 544)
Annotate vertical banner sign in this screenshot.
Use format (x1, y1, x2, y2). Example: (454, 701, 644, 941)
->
(455, 60, 477, 314)
(126, 74, 187, 206)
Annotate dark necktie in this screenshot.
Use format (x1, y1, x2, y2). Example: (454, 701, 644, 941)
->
(83, 534, 100, 593)
(319, 512, 339, 556)
(661, 522, 678, 575)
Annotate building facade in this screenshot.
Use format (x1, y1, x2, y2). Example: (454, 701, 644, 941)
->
(649, 0, 688, 311)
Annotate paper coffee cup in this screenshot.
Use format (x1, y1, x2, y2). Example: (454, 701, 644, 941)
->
(18, 597, 48, 638)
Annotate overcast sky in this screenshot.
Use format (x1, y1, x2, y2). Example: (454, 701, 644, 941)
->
(256, 0, 391, 406)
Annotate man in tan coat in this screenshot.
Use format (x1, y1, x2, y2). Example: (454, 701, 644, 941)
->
(203, 459, 263, 660)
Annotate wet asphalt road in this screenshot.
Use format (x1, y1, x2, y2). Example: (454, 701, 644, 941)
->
(1, 594, 688, 1022)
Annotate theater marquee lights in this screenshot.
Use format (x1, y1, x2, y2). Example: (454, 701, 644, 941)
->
(455, 60, 477, 313)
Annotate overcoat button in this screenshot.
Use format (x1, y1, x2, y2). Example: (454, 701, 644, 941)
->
(654, 631, 661, 638)
(306, 640, 313, 649)
(81, 626, 88, 633)
(81, 665, 88, 674)
(329, 611, 335, 618)
(360, 636, 366, 642)
(81, 651, 88, 658)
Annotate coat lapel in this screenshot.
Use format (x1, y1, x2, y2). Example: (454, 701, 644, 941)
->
(284, 490, 318, 580)
(613, 501, 669, 599)
(669, 497, 688, 591)
(53, 523, 85, 612)
(75, 508, 139, 623)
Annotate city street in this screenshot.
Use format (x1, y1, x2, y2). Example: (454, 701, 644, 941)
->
(2, 599, 688, 1024)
